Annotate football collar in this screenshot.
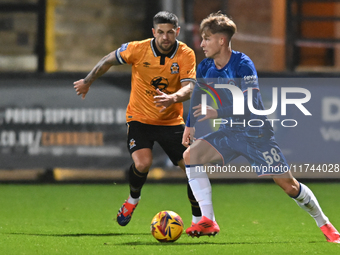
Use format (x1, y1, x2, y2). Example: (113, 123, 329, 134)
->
(151, 38, 179, 60)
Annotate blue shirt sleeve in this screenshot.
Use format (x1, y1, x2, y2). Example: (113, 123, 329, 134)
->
(186, 63, 204, 127)
(216, 58, 259, 119)
(239, 60, 259, 92)
(186, 81, 203, 127)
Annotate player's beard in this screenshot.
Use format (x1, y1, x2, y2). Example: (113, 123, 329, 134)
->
(158, 41, 174, 53)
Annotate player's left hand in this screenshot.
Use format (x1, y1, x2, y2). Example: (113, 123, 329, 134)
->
(154, 89, 175, 112)
(182, 126, 195, 147)
(192, 104, 218, 122)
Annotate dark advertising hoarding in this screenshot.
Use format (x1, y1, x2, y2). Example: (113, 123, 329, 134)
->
(0, 76, 131, 169)
(0, 76, 339, 178)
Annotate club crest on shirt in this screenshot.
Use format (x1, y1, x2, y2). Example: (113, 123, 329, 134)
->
(227, 79, 236, 85)
(170, 62, 179, 74)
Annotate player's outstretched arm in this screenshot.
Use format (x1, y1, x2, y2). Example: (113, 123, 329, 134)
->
(154, 81, 193, 112)
(73, 51, 119, 99)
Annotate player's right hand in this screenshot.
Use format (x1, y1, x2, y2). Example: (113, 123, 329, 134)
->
(73, 79, 90, 99)
(153, 89, 175, 112)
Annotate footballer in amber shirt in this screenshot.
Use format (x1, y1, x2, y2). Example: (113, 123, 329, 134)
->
(116, 38, 196, 126)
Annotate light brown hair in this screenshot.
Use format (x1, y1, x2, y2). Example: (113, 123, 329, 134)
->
(200, 11, 237, 42)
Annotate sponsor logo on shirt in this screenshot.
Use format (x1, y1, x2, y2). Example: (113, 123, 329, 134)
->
(244, 75, 257, 85)
(146, 76, 171, 96)
(150, 76, 169, 92)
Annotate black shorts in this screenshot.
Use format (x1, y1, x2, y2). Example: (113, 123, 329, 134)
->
(126, 121, 186, 166)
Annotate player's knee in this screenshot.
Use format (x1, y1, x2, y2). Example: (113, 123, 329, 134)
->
(183, 148, 205, 165)
(134, 160, 152, 173)
(183, 149, 190, 164)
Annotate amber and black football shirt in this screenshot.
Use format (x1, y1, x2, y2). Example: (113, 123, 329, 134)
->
(115, 38, 196, 126)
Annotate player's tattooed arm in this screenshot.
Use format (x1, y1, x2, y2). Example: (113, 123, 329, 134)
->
(84, 51, 119, 84)
(73, 51, 119, 99)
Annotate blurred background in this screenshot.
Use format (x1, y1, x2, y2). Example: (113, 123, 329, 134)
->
(0, 0, 339, 182)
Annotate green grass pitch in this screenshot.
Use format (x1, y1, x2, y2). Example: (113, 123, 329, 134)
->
(0, 182, 339, 254)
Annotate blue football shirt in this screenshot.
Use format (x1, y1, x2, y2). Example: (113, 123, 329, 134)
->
(186, 50, 274, 138)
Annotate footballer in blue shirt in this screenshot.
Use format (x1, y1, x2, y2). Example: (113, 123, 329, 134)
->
(182, 11, 340, 243)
